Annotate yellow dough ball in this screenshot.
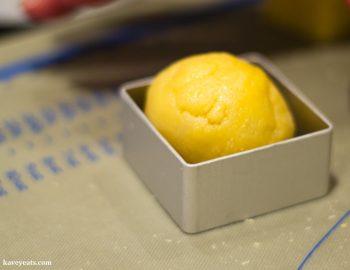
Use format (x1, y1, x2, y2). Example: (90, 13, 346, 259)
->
(145, 52, 295, 163)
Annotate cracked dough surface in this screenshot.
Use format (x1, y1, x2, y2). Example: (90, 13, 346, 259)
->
(145, 52, 295, 163)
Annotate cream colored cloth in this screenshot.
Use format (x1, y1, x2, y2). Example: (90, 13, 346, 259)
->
(0, 21, 349, 270)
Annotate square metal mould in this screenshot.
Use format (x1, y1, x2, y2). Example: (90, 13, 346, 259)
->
(120, 53, 333, 233)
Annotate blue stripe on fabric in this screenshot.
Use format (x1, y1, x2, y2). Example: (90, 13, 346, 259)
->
(297, 210, 350, 270)
(0, 0, 260, 81)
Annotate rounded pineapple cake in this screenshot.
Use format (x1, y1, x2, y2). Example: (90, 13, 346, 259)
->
(145, 52, 295, 163)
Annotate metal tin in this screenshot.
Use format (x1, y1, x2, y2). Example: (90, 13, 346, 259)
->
(120, 53, 333, 233)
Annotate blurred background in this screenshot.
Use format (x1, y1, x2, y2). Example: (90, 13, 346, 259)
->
(1, 2, 350, 269)
(0, 0, 349, 87)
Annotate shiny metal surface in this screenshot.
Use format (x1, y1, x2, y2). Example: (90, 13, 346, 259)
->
(120, 53, 332, 233)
